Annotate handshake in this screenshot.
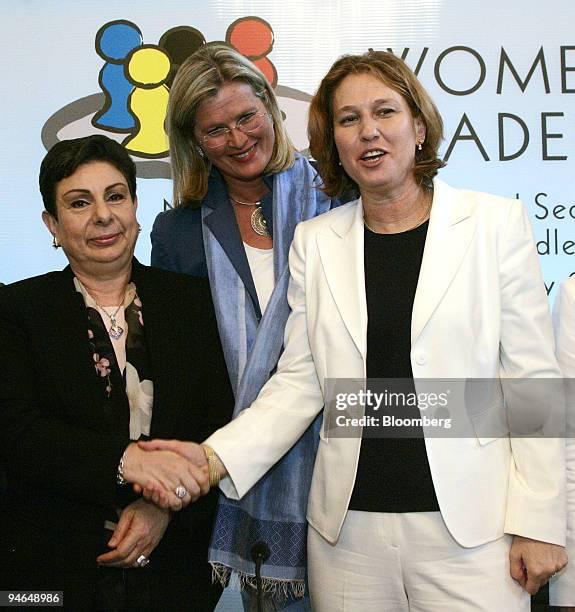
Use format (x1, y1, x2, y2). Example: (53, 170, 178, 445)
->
(121, 439, 224, 511)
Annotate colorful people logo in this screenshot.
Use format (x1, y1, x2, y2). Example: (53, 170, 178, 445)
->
(42, 16, 311, 177)
(90, 17, 277, 159)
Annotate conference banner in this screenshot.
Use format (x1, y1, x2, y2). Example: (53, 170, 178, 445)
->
(1, 0, 573, 306)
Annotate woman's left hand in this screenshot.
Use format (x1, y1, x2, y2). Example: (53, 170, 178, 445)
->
(96, 498, 170, 568)
(509, 535, 567, 594)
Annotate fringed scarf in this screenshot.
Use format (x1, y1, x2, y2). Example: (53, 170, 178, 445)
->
(204, 154, 332, 604)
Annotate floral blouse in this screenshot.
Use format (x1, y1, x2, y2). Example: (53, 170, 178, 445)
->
(74, 278, 153, 440)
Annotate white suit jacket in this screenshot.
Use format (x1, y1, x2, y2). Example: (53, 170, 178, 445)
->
(551, 278, 575, 605)
(206, 179, 566, 549)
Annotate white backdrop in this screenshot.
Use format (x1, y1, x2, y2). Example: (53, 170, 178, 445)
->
(1, 0, 573, 304)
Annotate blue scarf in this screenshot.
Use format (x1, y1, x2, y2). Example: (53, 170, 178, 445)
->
(203, 154, 332, 600)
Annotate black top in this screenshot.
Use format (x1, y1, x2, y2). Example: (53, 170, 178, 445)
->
(348, 222, 440, 513)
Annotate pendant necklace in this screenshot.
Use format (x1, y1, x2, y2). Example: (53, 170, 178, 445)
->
(230, 196, 270, 237)
(90, 292, 130, 340)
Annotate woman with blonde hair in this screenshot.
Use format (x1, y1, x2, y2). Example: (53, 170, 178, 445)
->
(151, 44, 342, 609)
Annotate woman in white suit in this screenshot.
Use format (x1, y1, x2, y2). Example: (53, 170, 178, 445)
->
(142, 51, 567, 610)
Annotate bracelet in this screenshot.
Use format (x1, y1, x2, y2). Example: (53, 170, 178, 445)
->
(201, 444, 221, 488)
(116, 449, 127, 485)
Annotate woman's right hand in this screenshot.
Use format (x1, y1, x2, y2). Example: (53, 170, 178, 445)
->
(121, 443, 209, 511)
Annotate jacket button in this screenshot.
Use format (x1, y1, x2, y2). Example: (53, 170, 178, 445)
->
(415, 353, 427, 365)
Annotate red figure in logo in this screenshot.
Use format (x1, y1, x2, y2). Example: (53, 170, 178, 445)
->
(226, 17, 277, 87)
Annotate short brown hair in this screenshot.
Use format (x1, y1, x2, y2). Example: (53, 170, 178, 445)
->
(168, 44, 295, 206)
(39, 135, 136, 219)
(308, 50, 445, 197)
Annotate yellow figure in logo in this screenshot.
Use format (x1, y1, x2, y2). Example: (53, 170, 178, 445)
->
(123, 46, 170, 157)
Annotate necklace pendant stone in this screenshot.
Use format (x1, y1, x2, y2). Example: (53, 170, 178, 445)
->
(109, 324, 124, 340)
(251, 207, 270, 237)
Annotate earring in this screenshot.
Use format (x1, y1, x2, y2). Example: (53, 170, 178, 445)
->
(137, 223, 142, 234)
(196, 146, 205, 158)
(417, 141, 423, 151)
(52, 235, 60, 249)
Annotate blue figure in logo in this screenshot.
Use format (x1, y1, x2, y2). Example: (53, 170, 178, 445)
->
(92, 20, 143, 132)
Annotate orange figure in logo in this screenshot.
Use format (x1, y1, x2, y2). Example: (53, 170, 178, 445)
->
(226, 17, 277, 87)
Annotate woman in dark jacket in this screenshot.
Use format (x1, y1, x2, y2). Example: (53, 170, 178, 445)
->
(0, 135, 234, 610)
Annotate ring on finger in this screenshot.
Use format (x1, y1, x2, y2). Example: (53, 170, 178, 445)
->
(175, 485, 188, 499)
(133, 554, 149, 568)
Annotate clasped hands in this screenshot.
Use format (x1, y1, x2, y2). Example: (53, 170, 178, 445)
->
(97, 440, 208, 569)
(119, 442, 570, 599)
(122, 439, 211, 511)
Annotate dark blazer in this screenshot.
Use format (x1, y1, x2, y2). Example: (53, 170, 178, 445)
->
(151, 169, 276, 320)
(0, 260, 234, 609)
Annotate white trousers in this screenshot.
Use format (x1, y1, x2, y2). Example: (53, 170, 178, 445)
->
(308, 511, 530, 611)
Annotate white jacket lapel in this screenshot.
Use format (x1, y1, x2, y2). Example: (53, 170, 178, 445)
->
(317, 200, 368, 358)
(412, 180, 476, 344)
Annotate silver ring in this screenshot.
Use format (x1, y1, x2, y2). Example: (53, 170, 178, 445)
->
(175, 485, 188, 499)
(134, 554, 149, 568)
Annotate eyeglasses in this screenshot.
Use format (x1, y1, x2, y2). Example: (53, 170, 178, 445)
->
(200, 111, 270, 149)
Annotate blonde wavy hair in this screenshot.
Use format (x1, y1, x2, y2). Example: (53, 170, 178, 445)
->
(168, 44, 296, 206)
